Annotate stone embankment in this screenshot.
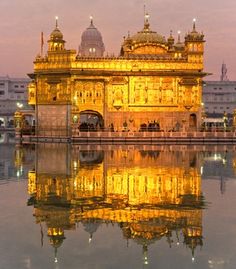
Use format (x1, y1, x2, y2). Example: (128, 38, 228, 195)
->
(18, 131, 236, 144)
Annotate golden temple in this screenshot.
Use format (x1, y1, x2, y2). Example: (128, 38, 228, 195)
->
(28, 13, 206, 135)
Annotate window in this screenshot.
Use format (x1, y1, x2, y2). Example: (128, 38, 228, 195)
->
(0, 91, 4, 95)
(0, 83, 4, 88)
(20, 85, 24, 88)
(14, 85, 19, 88)
(89, 48, 96, 53)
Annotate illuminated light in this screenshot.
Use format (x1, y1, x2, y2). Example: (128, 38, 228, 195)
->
(17, 170, 20, 177)
(200, 166, 203, 175)
(193, 18, 196, 23)
(178, 30, 181, 35)
(16, 102, 23, 108)
(176, 242, 180, 246)
(73, 161, 77, 169)
(192, 257, 195, 262)
(90, 15, 93, 21)
(54, 257, 58, 263)
(55, 16, 59, 21)
(89, 237, 92, 243)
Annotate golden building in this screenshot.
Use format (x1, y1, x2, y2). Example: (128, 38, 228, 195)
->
(28, 14, 206, 135)
(27, 144, 204, 263)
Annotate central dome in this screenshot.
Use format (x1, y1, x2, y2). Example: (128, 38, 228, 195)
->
(130, 19, 166, 45)
(131, 30, 166, 44)
(120, 15, 168, 57)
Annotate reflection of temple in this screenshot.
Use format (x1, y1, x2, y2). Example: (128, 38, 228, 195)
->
(28, 145, 204, 264)
(28, 13, 206, 134)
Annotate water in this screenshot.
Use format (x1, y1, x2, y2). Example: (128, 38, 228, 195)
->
(0, 142, 236, 269)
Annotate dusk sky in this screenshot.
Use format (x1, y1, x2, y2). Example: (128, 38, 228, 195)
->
(0, 0, 236, 80)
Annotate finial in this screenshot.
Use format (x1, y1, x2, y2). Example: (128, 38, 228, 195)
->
(144, 4, 146, 24)
(55, 16, 59, 28)
(54, 247, 58, 263)
(193, 18, 196, 31)
(90, 15, 93, 25)
(177, 30, 181, 43)
(143, 4, 150, 30)
(170, 30, 173, 37)
(143, 244, 149, 266)
(144, 12, 150, 30)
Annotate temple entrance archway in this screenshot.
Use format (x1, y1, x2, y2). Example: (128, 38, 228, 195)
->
(79, 110, 104, 131)
(189, 114, 197, 129)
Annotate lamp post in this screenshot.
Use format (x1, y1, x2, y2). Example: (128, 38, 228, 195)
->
(223, 111, 228, 131)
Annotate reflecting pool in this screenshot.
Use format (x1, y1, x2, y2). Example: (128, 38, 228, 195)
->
(1, 143, 236, 269)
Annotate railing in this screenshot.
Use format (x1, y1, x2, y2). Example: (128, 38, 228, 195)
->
(17, 126, 236, 144)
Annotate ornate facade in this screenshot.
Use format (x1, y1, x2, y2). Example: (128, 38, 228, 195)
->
(28, 15, 206, 134)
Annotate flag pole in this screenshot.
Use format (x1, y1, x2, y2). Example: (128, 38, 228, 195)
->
(40, 32, 44, 57)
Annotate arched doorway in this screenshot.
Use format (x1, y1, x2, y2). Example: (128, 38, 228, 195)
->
(79, 110, 104, 131)
(189, 114, 197, 129)
(0, 117, 5, 127)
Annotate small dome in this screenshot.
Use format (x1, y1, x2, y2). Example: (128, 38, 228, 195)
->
(50, 28, 63, 41)
(185, 21, 204, 42)
(48, 18, 66, 52)
(79, 18, 105, 57)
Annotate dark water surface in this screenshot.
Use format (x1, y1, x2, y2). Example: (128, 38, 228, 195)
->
(0, 142, 236, 269)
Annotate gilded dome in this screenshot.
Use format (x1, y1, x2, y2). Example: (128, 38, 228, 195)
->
(130, 22, 166, 45)
(48, 18, 66, 52)
(50, 28, 63, 41)
(50, 18, 64, 41)
(120, 16, 168, 57)
(185, 21, 204, 42)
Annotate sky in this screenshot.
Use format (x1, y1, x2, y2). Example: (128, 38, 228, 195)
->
(0, 0, 236, 80)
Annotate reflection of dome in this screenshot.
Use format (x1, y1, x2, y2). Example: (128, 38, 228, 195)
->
(48, 228, 65, 249)
(79, 150, 104, 165)
(79, 17, 105, 57)
(47, 228, 66, 263)
(82, 219, 102, 242)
